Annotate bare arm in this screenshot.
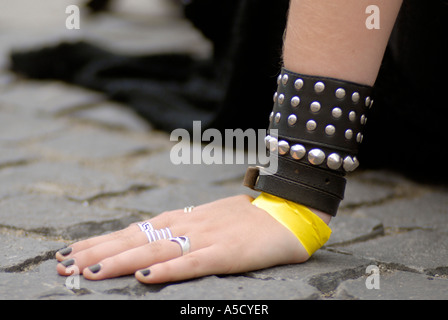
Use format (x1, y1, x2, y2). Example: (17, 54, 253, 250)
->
(283, 0, 403, 86)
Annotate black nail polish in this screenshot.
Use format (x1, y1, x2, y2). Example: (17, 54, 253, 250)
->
(60, 259, 75, 267)
(58, 247, 72, 256)
(140, 269, 150, 277)
(88, 264, 101, 274)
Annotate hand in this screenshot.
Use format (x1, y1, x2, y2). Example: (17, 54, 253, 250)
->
(56, 195, 310, 284)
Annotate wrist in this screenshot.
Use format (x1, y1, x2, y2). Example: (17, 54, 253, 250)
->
(252, 192, 332, 257)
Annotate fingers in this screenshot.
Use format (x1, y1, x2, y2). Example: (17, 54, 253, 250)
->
(55, 224, 139, 261)
(55, 207, 187, 262)
(135, 246, 224, 284)
(56, 230, 149, 276)
(82, 240, 184, 280)
(56, 209, 195, 279)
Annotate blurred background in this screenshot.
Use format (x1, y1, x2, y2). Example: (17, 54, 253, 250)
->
(0, 0, 211, 58)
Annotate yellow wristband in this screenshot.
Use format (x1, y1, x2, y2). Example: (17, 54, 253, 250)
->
(252, 192, 332, 256)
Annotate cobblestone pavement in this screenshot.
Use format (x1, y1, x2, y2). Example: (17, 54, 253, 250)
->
(0, 0, 447, 300)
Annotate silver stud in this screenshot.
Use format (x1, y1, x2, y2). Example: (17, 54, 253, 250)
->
(278, 94, 285, 105)
(278, 140, 290, 155)
(343, 156, 359, 172)
(294, 79, 304, 90)
(269, 137, 278, 153)
(365, 96, 371, 107)
(345, 129, 353, 140)
(349, 111, 356, 122)
(360, 114, 366, 125)
(306, 120, 317, 131)
(332, 107, 342, 119)
(327, 153, 342, 170)
(264, 135, 272, 149)
(287, 114, 297, 126)
(308, 149, 326, 165)
(277, 74, 282, 85)
(356, 132, 363, 143)
(343, 156, 356, 172)
(335, 88, 346, 99)
(352, 92, 360, 103)
(269, 111, 274, 122)
(353, 157, 360, 170)
(290, 144, 306, 160)
(273, 92, 278, 103)
(325, 125, 336, 136)
(282, 74, 289, 85)
(275, 112, 281, 123)
(314, 81, 325, 93)
(291, 96, 300, 107)
(370, 99, 374, 108)
(310, 101, 321, 113)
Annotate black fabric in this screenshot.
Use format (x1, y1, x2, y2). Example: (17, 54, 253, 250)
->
(8, 0, 448, 184)
(364, 0, 448, 183)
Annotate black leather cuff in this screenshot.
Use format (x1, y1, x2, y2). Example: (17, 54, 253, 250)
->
(244, 68, 373, 216)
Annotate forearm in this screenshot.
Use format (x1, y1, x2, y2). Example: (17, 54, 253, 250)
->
(283, 0, 403, 86)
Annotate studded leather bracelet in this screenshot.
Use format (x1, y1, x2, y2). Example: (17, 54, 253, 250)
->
(244, 67, 373, 216)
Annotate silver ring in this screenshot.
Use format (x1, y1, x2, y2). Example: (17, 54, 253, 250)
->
(143, 227, 172, 243)
(138, 221, 154, 232)
(184, 206, 194, 213)
(169, 236, 190, 255)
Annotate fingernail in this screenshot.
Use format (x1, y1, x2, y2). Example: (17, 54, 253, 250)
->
(60, 259, 75, 267)
(88, 264, 101, 274)
(58, 247, 72, 256)
(139, 269, 150, 277)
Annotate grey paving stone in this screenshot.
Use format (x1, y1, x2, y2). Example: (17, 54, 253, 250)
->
(0, 0, 84, 33)
(2, 259, 160, 300)
(0, 80, 103, 115)
(0, 161, 150, 201)
(0, 271, 65, 300)
(36, 126, 152, 160)
(246, 250, 374, 295)
(0, 71, 18, 88)
(0, 230, 65, 272)
(70, 101, 153, 132)
(326, 216, 384, 246)
(131, 148, 249, 184)
(351, 189, 448, 231)
(0, 193, 141, 239)
(154, 275, 320, 300)
(0, 145, 37, 168)
(82, 8, 211, 57)
(336, 230, 448, 272)
(0, 111, 66, 143)
(341, 173, 402, 209)
(0, 259, 96, 300)
(334, 270, 448, 300)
